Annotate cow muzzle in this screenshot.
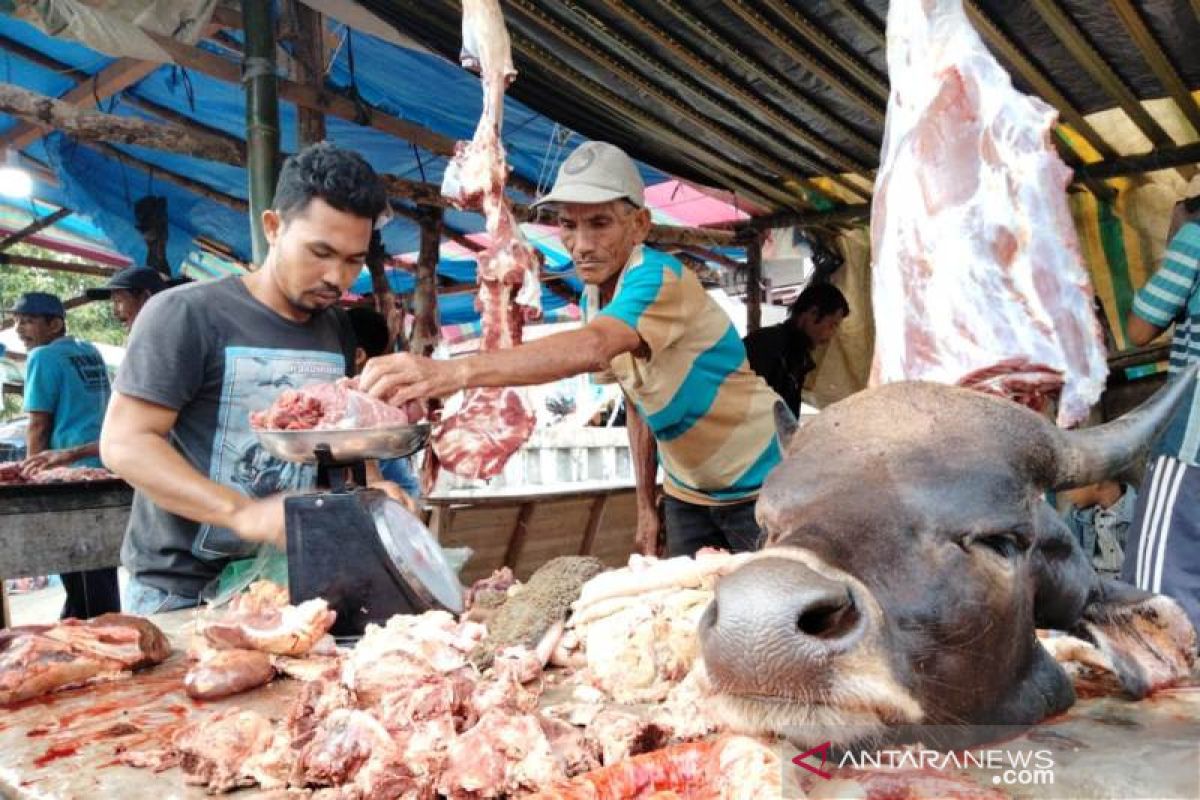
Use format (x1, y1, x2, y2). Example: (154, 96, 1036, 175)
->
(700, 554, 866, 697)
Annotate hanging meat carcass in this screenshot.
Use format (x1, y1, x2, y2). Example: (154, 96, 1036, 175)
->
(870, 0, 1108, 426)
(433, 0, 540, 482)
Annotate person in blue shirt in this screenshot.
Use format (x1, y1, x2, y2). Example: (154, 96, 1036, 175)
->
(11, 291, 120, 618)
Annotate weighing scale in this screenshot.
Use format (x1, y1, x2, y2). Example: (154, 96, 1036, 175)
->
(256, 422, 464, 639)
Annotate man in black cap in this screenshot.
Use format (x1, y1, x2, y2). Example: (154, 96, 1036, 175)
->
(20, 269, 171, 474)
(85, 266, 170, 332)
(9, 291, 120, 618)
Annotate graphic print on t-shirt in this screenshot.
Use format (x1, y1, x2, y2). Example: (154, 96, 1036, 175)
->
(66, 351, 109, 390)
(196, 346, 344, 559)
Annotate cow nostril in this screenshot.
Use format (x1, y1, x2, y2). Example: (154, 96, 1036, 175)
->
(796, 591, 858, 640)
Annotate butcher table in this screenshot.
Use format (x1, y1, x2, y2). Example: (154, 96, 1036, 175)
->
(1, 611, 1198, 799)
(0, 479, 131, 628)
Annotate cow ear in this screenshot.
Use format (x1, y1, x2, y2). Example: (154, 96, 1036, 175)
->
(1070, 578, 1197, 699)
(774, 401, 798, 451)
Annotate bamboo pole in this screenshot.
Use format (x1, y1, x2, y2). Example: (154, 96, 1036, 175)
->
(242, 0, 281, 266)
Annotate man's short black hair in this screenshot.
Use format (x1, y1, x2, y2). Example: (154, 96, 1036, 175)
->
(347, 306, 391, 358)
(790, 282, 850, 320)
(273, 142, 388, 223)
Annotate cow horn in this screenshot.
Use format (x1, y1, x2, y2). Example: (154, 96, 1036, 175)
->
(1053, 364, 1197, 489)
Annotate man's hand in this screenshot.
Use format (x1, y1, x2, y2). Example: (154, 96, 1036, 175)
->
(21, 447, 79, 476)
(636, 501, 665, 557)
(226, 495, 289, 549)
(360, 353, 466, 405)
(370, 479, 418, 514)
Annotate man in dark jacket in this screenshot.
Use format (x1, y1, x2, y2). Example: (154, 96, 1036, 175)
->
(742, 283, 849, 415)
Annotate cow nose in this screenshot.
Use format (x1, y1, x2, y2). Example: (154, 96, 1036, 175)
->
(700, 556, 864, 693)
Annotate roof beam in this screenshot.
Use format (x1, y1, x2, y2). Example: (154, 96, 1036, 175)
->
(93, 143, 249, 212)
(389, 200, 484, 253)
(758, 0, 890, 102)
(723, 0, 886, 124)
(0, 82, 244, 164)
(1074, 139, 1200, 180)
(1027, 0, 1178, 150)
(735, 139, 1200, 231)
(654, 0, 882, 160)
(401, 0, 792, 210)
(0, 253, 116, 277)
(740, 203, 871, 233)
(964, 2, 1116, 161)
(0, 207, 71, 253)
(120, 95, 249, 159)
(504, 0, 844, 207)
(139, 27, 543, 198)
(583, 0, 872, 189)
(827, 0, 886, 50)
(2, 59, 159, 151)
(1107, 0, 1200, 139)
(0, 35, 90, 80)
(382, 174, 736, 249)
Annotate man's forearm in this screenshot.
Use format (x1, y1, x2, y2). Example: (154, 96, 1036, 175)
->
(25, 415, 51, 457)
(102, 432, 247, 529)
(626, 400, 659, 513)
(462, 327, 614, 389)
(68, 441, 100, 462)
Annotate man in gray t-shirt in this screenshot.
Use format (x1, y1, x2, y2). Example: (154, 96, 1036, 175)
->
(101, 143, 388, 614)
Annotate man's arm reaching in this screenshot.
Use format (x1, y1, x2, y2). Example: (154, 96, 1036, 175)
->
(101, 392, 286, 546)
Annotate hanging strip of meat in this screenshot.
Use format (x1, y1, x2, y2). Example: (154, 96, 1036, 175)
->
(434, 0, 541, 480)
(869, 0, 1107, 426)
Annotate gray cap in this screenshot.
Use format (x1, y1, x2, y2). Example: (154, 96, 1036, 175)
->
(533, 141, 645, 209)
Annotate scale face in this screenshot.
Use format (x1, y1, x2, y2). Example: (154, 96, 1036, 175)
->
(262, 424, 462, 639)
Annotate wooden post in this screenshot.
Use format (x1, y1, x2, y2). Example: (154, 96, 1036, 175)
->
(366, 230, 400, 351)
(745, 232, 764, 333)
(411, 206, 444, 357)
(242, 0, 281, 266)
(291, 2, 327, 146)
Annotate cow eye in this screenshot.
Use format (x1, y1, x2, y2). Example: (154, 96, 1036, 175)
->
(973, 533, 1026, 559)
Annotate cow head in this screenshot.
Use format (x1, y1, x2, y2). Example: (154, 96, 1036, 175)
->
(700, 368, 1197, 749)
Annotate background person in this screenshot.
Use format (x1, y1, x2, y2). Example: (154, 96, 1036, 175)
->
(742, 283, 849, 417)
(10, 291, 119, 618)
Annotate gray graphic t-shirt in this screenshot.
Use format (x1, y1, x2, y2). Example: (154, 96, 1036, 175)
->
(115, 276, 347, 596)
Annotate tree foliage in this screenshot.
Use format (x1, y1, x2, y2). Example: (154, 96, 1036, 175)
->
(1, 242, 127, 347)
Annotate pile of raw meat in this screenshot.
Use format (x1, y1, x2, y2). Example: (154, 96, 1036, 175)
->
(249, 377, 423, 431)
(0, 462, 116, 485)
(185, 581, 338, 701)
(431, 0, 539, 482)
(869, 0, 1108, 426)
(0, 614, 170, 705)
(129, 556, 785, 798)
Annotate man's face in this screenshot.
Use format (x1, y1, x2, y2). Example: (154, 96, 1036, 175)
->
(798, 309, 846, 346)
(558, 201, 651, 288)
(14, 314, 61, 350)
(111, 289, 150, 331)
(262, 197, 373, 315)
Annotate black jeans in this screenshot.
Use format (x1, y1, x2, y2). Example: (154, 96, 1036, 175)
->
(662, 496, 764, 558)
(60, 568, 121, 619)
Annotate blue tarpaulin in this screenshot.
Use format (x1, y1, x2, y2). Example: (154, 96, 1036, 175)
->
(0, 11, 666, 324)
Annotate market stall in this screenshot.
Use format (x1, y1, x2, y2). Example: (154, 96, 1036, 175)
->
(0, 478, 131, 628)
